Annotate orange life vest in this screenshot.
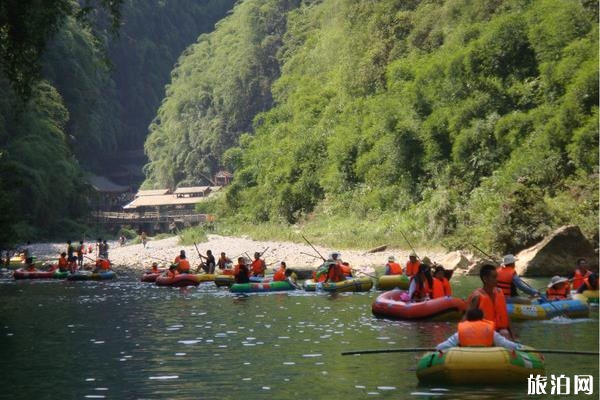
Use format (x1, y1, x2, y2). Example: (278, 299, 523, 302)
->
(386, 262, 402, 275)
(405, 260, 421, 277)
(58, 256, 68, 271)
(410, 276, 431, 300)
(458, 319, 495, 347)
(468, 288, 509, 330)
(273, 267, 286, 281)
(327, 264, 344, 282)
(251, 259, 266, 276)
(340, 263, 352, 277)
(167, 270, 178, 279)
(496, 266, 516, 297)
(96, 259, 110, 271)
(432, 277, 452, 299)
(572, 269, 591, 291)
(546, 284, 570, 300)
(177, 259, 190, 273)
(580, 277, 597, 291)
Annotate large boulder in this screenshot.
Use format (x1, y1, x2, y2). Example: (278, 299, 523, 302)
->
(515, 225, 598, 277)
(437, 251, 470, 271)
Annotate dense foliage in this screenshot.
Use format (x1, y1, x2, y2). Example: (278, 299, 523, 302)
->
(146, 0, 598, 252)
(0, 1, 234, 246)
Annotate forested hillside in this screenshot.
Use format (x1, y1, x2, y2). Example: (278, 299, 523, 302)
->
(0, 0, 235, 244)
(145, 0, 598, 252)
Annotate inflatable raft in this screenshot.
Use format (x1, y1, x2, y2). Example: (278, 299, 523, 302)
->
(372, 289, 466, 321)
(13, 267, 61, 280)
(67, 270, 116, 281)
(416, 347, 545, 385)
(321, 276, 373, 293)
(376, 274, 410, 290)
(507, 298, 589, 320)
(573, 290, 599, 304)
(140, 269, 166, 283)
(230, 280, 297, 293)
(214, 274, 235, 287)
(155, 273, 200, 287)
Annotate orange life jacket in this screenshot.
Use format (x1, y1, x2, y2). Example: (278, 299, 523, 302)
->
(96, 259, 110, 271)
(468, 288, 509, 330)
(177, 259, 190, 273)
(251, 259, 266, 276)
(458, 319, 495, 347)
(167, 270, 178, 279)
(580, 277, 597, 291)
(496, 266, 516, 297)
(327, 264, 344, 282)
(386, 261, 402, 275)
(340, 263, 352, 277)
(432, 277, 452, 299)
(273, 267, 286, 281)
(58, 256, 68, 271)
(410, 276, 431, 300)
(546, 284, 570, 300)
(405, 260, 421, 277)
(572, 268, 591, 291)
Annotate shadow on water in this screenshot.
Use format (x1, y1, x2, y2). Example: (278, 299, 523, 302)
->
(0, 273, 597, 399)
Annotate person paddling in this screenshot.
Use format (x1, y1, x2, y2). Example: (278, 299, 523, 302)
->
(576, 273, 598, 293)
(496, 254, 540, 298)
(436, 308, 522, 351)
(250, 252, 266, 277)
(234, 257, 250, 283)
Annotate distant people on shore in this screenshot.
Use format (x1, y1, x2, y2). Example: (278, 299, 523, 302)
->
(140, 231, 147, 248)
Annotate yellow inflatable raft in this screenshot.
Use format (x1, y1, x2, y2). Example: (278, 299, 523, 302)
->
(417, 347, 545, 385)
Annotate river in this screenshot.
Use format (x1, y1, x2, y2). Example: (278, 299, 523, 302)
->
(0, 273, 597, 399)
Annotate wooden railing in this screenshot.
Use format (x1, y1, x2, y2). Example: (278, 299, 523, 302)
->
(91, 211, 210, 225)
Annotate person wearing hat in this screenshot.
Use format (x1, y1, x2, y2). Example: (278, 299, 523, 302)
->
(384, 255, 402, 275)
(496, 254, 540, 298)
(330, 252, 352, 278)
(405, 251, 421, 277)
(250, 251, 266, 277)
(545, 276, 570, 300)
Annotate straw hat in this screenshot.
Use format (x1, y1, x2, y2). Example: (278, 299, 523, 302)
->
(388, 255, 396, 262)
(547, 275, 569, 288)
(409, 251, 418, 257)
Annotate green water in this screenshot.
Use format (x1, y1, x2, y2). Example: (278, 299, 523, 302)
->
(0, 273, 597, 399)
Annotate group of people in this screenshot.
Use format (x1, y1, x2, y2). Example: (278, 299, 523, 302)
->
(437, 255, 598, 352)
(163, 249, 299, 285)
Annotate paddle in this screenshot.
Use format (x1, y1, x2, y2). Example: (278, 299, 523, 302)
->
(469, 243, 499, 263)
(399, 229, 419, 259)
(300, 233, 326, 261)
(300, 251, 322, 259)
(341, 348, 599, 356)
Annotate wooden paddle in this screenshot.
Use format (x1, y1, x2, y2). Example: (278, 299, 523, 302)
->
(341, 348, 599, 356)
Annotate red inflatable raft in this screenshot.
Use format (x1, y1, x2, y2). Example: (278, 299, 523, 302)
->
(141, 269, 166, 283)
(372, 289, 466, 321)
(155, 273, 201, 287)
(14, 266, 58, 279)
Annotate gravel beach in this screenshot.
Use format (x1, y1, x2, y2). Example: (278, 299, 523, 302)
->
(27, 234, 447, 273)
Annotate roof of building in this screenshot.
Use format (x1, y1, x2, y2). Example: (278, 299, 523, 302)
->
(173, 186, 211, 195)
(135, 189, 170, 197)
(87, 175, 130, 193)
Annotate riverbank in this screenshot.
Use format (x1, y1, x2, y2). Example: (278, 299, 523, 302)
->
(28, 234, 449, 272)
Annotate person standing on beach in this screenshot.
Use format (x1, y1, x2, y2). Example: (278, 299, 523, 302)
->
(140, 231, 147, 248)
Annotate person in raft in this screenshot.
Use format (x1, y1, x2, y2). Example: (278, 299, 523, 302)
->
(175, 252, 191, 274)
(250, 252, 267, 277)
(570, 258, 592, 292)
(324, 258, 345, 283)
(217, 252, 233, 271)
(57, 252, 69, 272)
(94, 258, 111, 273)
(330, 252, 352, 278)
(150, 262, 161, 274)
(431, 265, 452, 299)
(384, 255, 402, 275)
(545, 276, 570, 300)
(166, 264, 179, 279)
(273, 261, 287, 281)
(576, 272, 598, 293)
(467, 264, 513, 339)
(496, 254, 540, 299)
(408, 263, 433, 302)
(405, 251, 421, 277)
(24, 257, 36, 272)
(198, 249, 216, 274)
(435, 308, 522, 351)
(234, 257, 250, 284)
